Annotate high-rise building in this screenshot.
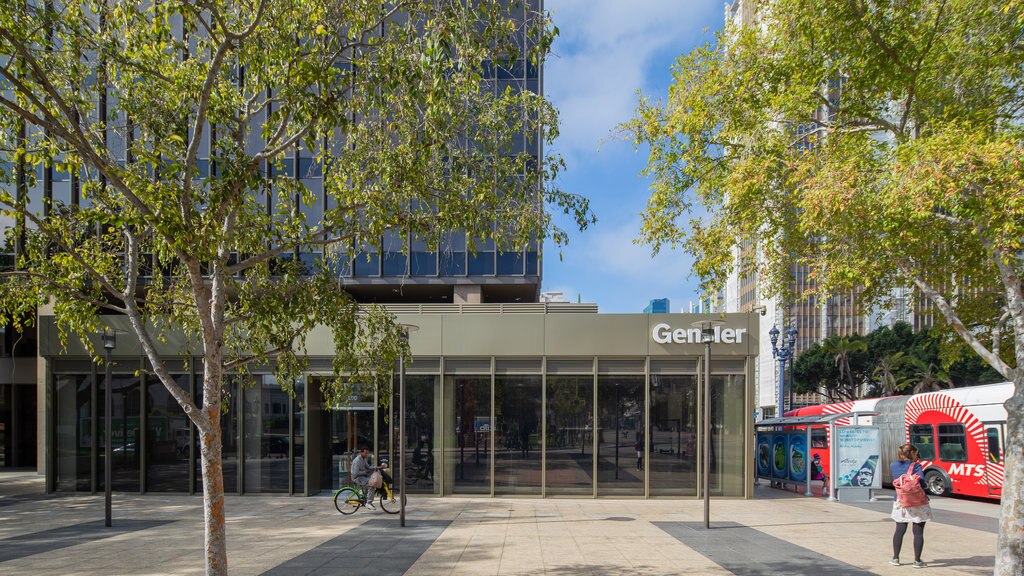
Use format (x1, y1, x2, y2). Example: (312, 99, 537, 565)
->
(723, 0, 931, 418)
(643, 298, 670, 314)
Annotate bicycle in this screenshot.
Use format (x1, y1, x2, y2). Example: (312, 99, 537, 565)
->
(333, 471, 400, 515)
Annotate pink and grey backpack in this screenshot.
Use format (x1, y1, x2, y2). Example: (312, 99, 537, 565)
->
(893, 472, 929, 508)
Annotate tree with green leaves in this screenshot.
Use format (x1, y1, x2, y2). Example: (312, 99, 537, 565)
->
(627, 1, 1023, 571)
(0, 2, 590, 574)
(872, 351, 908, 396)
(909, 360, 954, 394)
(822, 336, 869, 401)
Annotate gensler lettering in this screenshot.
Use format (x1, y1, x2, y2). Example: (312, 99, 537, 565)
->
(652, 323, 747, 345)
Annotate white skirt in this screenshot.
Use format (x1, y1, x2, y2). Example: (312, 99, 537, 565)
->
(891, 500, 933, 523)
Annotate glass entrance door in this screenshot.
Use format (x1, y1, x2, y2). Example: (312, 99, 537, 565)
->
(321, 408, 374, 491)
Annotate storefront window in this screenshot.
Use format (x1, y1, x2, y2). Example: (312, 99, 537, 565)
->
(146, 374, 190, 492)
(596, 375, 645, 496)
(494, 374, 541, 495)
(444, 375, 491, 494)
(98, 373, 141, 492)
(404, 375, 439, 495)
(244, 375, 290, 493)
(55, 374, 92, 491)
(710, 373, 746, 496)
(649, 374, 697, 496)
(545, 375, 593, 495)
(293, 379, 305, 493)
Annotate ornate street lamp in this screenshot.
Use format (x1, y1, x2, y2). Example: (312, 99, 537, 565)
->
(101, 327, 116, 527)
(398, 323, 419, 528)
(769, 325, 798, 418)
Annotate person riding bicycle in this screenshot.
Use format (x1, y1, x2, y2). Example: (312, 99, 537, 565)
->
(350, 447, 380, 510)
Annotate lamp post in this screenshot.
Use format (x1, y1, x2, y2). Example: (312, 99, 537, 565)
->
(768, 325, 797, 418)
(398, 323, 419, 528)
(691, 319, 724, 530)
(101, 327, 116, 527)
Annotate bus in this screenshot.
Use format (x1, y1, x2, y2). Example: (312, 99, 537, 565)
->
(787, 381, 1012, 500)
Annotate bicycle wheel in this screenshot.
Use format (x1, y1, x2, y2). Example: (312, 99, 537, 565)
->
(379, 486, 400, 514)
(334, 488, 361, 515)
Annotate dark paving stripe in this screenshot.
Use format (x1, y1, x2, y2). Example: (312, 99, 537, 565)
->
(840, 493, 999, 534)
(261, 519, 450, 576)
(0, 519, 174, 563)
(0, 493, 59, 508)
(654, 521, 873, 576)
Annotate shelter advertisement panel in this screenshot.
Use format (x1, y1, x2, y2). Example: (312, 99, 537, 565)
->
(836, 426, 881, 488)
(756, 434, 771, 477)
(771, 434, 788, 479)
(788, 434, 807, 483)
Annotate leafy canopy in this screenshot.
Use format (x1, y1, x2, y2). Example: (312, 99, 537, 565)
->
(0, 0, 593, 407)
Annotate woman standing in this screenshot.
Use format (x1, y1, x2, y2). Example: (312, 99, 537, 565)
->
(890, 443, 932, 568)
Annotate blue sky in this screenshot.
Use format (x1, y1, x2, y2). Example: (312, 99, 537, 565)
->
(540, 0, 724, 313)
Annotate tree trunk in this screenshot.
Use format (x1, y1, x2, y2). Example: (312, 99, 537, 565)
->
(995, 375, 1024, 576)
(199, 404, 228, 576)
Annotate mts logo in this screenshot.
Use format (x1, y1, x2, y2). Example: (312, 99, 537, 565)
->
(948, 463, 985, 477)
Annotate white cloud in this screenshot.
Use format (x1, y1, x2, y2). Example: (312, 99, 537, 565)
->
(545, 0, 722, 162)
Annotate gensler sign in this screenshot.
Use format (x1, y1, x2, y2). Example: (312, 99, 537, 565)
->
(652, 323, 747, 345)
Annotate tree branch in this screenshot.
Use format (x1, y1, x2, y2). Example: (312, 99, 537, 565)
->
(900, 261, 1015, 379)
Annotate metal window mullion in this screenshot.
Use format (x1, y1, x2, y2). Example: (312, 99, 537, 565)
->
(188, 369, 195, 496)
(644, 356, 650, 499)
(592, 356, 598, 498)
(288, 384, 294, 496)
(238, 382, 245, 495)
(540, 357, 546, 498)
(91, 364, 98, 494)
(439, 357, 445, 496)
(489, 356, 495, 497)
(139, 361, 146, 494)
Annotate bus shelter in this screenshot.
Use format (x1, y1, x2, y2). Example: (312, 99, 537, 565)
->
(755, 412, 877, 499)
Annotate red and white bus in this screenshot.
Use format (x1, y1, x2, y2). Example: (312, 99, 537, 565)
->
(787, 381, 1012, 500)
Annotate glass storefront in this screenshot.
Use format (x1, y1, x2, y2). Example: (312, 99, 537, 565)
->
(444, 373, 491, 495)
(596, 373, 645, 496)
(650, 374, 698, 496)
(545, 374, 593, 495)
(146, 374, 190, 492)
(49, 354, 749, 498)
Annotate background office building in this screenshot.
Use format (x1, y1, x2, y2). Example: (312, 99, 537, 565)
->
(42, 310, 758, 498)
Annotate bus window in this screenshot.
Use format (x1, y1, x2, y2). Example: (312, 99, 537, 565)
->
(938, 424, 968, 462)
(909, 424, 935, 460)
(811, 429, 827, 448)
(987, 428, 1001, 463)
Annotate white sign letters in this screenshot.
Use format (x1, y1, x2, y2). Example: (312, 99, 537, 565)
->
(651, 323, 747, 345)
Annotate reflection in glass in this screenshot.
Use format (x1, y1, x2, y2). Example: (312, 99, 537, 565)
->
(494, 375, 541, 495)
(293, 380, 305, 492)
(55, 374, 92, 491)
(194, 376, 238, 493)
(444, 375, 491, 494)
(596, 375, 644, 495)
(98, 374, 141, 492)
(404, 375, 439, 495)
(545, 375, 593, 495)
(711, 374, 746, 496)
(146, 374, 191, 492)
(649, 375, 697, 496)
(244, 376, 290, 493)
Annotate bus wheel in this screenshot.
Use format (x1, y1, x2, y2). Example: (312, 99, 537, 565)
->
(924, 470, 949, 496)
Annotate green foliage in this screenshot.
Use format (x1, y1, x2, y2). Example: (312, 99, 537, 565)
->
(794, 322, 1003, 400)
(627, 0, 1022, 383)
(0, 0, 593, 418)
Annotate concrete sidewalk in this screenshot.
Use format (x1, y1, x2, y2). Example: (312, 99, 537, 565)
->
(0, 472, 998, 575)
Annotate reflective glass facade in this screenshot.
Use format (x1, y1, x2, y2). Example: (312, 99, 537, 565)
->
(44, 313, 757, 498)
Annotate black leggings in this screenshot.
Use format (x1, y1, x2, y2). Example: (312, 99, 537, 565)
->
(893, 522, 925, 562)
